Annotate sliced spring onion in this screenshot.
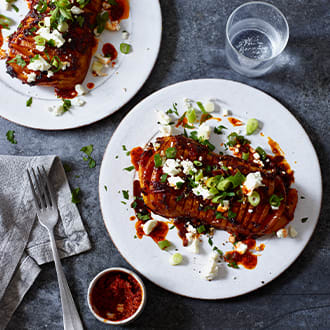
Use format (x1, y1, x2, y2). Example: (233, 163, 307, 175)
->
(248, 191, 260, 206)
(193, 160, 203, 167)
(216, 178, 232, 191)
(228, 171, 245, 188)
(206, 176, 221, 188)
(165, 147, 176, 159)
(120, 42, 131, 54)
(169, 253, 183, 265)
(256, 146, 267, 160)
(197, 225, 206, 233)
(269, 194, 283, 207)
(209, 187, 219, 195)
(154, 154, 162, 167)
(242, 152, 249, 161)
(160, 174, 168, 183)
(187, 107, 196, 123)
(246, 118, 259, 135)
(195, 169, 203, 182)
(158, 240, 171, 250)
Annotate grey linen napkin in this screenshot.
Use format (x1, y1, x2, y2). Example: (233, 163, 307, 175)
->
(0, 155, 91, 329)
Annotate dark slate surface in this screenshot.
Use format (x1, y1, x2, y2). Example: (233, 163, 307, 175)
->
(2, 0, 330, 329)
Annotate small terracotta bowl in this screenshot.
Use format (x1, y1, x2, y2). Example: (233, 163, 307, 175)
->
(87, 267, 147, 325)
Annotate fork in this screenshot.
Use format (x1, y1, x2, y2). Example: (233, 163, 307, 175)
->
(27, 166, 84, 330)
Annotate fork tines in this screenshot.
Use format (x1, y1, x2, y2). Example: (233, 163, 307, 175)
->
(27, 166, 57, 210)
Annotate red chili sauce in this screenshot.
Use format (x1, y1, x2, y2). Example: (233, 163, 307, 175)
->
(55, 88, 78, 99)
(102, 43, 118, 61)
(107, 0, 130, 21)
(0, 28, 3, 48)
(225, 239, 258, 270)
(228, 117, 244, 127)
(90, 271, 142, 322)
(130, 147, 144, 170)
(87, 82, 95, 89)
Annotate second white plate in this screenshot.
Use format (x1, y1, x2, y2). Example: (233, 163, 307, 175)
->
(0, 0, 162, 130)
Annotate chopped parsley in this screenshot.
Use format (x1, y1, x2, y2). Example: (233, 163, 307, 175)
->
(214, 125, 227, 135)
(166, 103, 179, 116)
(26, 97, 33, 107)
(80, 145, 96, 168)
(6, 130, 17, 144)
(165, 147, 176, 159)
(197, 225, 206, 234)
(137, 213, 151, 221)
(208, 237, 213, 246)
(160, 174, 168, 183)
(123, 166, 135, 172)
(122, 190, 129, 200)
(104, 185, 108, 191)
(228, 261, 239, 269)
(71, 187, 81, 204)
(154, 154, 162, 167)
(301, 217, 308, 223)
(8, 55, 26, 67)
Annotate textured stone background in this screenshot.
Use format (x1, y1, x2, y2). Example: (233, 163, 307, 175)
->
(2, 0, 330, 329)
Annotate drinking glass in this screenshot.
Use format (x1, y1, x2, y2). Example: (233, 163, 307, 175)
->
(225, 1, 289, 77)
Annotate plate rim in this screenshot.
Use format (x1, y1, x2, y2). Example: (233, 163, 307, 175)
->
(0, 0, 162, 131)
(98, 78, 323, 299)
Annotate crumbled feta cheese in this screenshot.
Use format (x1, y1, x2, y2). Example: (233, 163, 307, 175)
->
(276, 228, 288, 238)
(44, 17, 51, 27)
(167, 176, 184, 189)
(289, 226, 298, 238)
(72, 98, 85, 107)
(75, 84, 87, 96)
(122, 30, 130, 40)
(143, 220, 158, 235)
(271, 205, 280, 210)
(26, 72, 37, 83)
(37, 27, 65, 48)
(27, 57, 51, 72)
(235, 242, 248, 254)
(202, 251, 220, 281)
(163, 159, 181, 176)
(71, 6, 84, 15)
(205, 101, 215, 113)
(156, 110, 171, 125)
(242, 172, 264, 196)
(181, 160, 197, 175)
(48, 104, 65, 116)
(197, 123, 211, 140)
(253, 152, 260, 160)
(159, 125, 172, 137)
(36, 45, 45, 52)
(192, 184, 213, 200)
(189, 237, 200, 254)
(47, 71, 54, 78)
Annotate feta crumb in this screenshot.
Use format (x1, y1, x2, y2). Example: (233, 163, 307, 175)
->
(223, 108, 230, 116)
(276, 228, 288, 238)
(36, 45, 45, 52)
(47, 71, 54, 78)
(48, 104, 65, 116)
(143, 220, 158, 235)
(72, 98, 85, 107)
(235, 242, 248, 254)
(162, 159, 181, 176)
(242, 172, 264, 196)
(159, 125, 172, 136)
(202, 251, 220, 281)
(289, 226, 298, 238)
(27, 57, 51, 72)
(253, 152, 260, 160)
(181, 160, 197, 175)
(197, 123, 211, 140)
(75, 84, 87, 96)
(37, 27, 65, 48)
(189, 237, 200, 254)
(71, 6, 84, 15)
(167, 176, 184, 189)
(58, 22, 69, 33)
(271, 205, 280, 210)
(156, 110, 171, 125)
(205, 101, 215, 113)
(26, 72, 37, 83)
(122, 30, 130, 40)
(192, 184, 213, 200)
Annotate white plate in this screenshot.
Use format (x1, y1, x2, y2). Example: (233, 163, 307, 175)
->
(0, 0, 161, 130)
(99, 79, 322, 299)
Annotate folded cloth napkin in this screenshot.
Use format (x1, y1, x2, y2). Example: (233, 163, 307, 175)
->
(0, 155, 91, 329)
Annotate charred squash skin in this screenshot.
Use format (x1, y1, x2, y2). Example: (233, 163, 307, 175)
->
(135, 135, 298, 239)
(6, 0, 102, 91)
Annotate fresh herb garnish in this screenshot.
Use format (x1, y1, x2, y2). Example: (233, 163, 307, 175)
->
(80, 144, 96, 168)
(213, 246, 223, 257)
(166, 103, 179, 116)
(26, 97, 33, 107)
(196, 101, 207, 114)
(214, 125, 227, 135)
(208, 237, 213, 246)
(123, 166, 135, 172)
(71, 187, 81, 204)
(160, 174, 168, 183)
(8, 55, 26, 67)
(154, 154, 162, 167)
(122, 190, 129, 200)
(137, 213, 151, 221)
(228, 261, 239, 269)
(96, 11, 109, 34)
(197, 225, 206, 234)
(104, 185, 108, 191)
(256, 146, 267, 160)
(165, 147, 177, 159)
(6, 130, 17, 144)
(269, 194, 283, 207)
